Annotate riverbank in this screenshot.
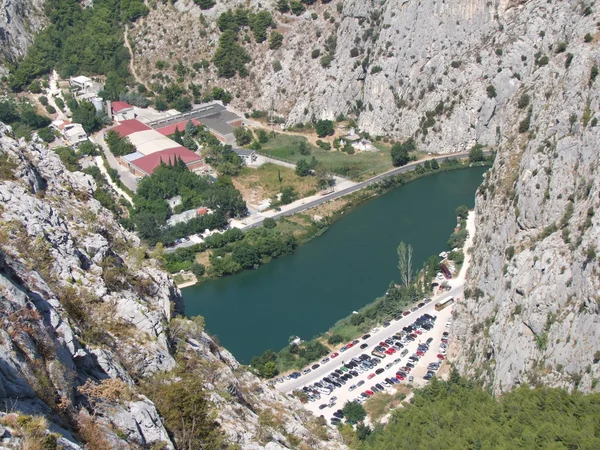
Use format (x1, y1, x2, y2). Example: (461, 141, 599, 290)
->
(173, 157, 492, 288)
(250, 203, 475, 377)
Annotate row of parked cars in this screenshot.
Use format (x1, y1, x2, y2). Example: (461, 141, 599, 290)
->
(297, 313, 442, 424)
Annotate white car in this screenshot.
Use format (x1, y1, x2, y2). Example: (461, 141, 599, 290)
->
(371, 328, 380, 334)
(349, 384, 357, 391)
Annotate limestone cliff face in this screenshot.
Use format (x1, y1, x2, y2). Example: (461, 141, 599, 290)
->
(129, 0, 597, 153)
(0, 127, 345, 449)
(0, 0, 46, 73)
(451, 4, 600, 393)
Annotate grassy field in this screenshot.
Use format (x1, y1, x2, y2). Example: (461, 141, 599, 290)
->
(259, 133, 394, 180)
(232, 163, 318, 206)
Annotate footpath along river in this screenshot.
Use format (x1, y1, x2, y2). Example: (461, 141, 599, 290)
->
(183, 167, 487, 363)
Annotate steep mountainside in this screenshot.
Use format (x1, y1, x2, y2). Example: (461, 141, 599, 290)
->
(129, 0, 597, 152)
(0, 0, 46, 73)
(451, 6, 600, 393)
(0, 127, 345, 449)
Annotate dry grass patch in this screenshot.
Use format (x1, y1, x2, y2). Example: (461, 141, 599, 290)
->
(233, 163, 318, 207)
(364, 386, 410, 422)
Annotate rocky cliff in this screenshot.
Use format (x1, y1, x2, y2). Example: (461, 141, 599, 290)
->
(0, 0, 46, 74)
(0, 127, 345, 449)
(128, 0, 598, 153)
(451, 2, 600, 393)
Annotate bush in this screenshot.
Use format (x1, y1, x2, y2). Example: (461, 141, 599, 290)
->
(315, 119, 334, 137)
(391, 139, 415, 167)
(39, 96, 48, 106)
(585, 33, 593, 43)
(468, 144, 485, 162)
(272, 60, 282, 72)
(519, 111, 532, 133)
(262, 218, 276, 229)
(190, 263, 206, 278)
(316, 139, 331, 150)
(269, 31, 284, 50)
(517, 93, 530, 109)
(350, 47, 359, 58)
(37, 127, 55, 143)
(320, 54, 332, 68)
(45, 105, 56, 114)
(311, 49, 321, 59)
(486, 85, 497, 98)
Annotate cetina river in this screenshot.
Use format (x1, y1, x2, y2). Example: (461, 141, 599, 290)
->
(183, 167, 487, 363)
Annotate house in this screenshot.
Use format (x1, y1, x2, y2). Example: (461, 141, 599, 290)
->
(111, 101, 135, 122)
(233, 148, 257, 165)
(69, 75, 103, 98)
(341, 127, 375, 151)
(63, 124, 88, 146)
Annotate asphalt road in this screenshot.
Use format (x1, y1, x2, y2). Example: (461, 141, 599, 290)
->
(242, 151, 492, 230)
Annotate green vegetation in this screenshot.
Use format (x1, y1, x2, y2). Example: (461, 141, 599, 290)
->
(132, 161, 247, 245)
(359, 374, 600, 449)
(486, 84, 497, 98)
(252, 339, 328, 376)
(105, 130, 136, 156)
(9, 0, 147, 93)
(391, 139, 415, 167)
(0, 99, 51, 141)
(468, 143, 486, 162)
(343, 401, 367, 423)
(260, 133, 393, 180)
(315, 119, 334, 138)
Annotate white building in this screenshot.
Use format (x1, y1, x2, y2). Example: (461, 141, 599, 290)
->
(233, 148, 257, 165)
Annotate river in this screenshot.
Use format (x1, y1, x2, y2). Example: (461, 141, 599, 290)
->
(183, 167, 487, 363)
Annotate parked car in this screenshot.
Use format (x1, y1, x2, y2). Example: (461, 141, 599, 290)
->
(365, 390, 374, 396)
(357, 380, 365, 387)
(319, 404, 328, 410)
(331, 352, 339, 359)
(437, 354, 446, 360)
(321, 357, 330, 364)
(349, 384, 357, 391)
(362, 334, 371, 340)
(360, 343, 368, 349)
(312, 364, 320, 370)
(302, 368, 311, 374)
(367, 373, 376, 379)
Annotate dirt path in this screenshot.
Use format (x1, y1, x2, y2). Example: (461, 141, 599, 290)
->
(124, 26, 147, 89)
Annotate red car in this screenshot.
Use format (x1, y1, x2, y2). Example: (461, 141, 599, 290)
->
(367, 373, 376, 379)
(414, 330, 423, 335)
(402, 366, 412, 372)
(403, 311, 410, 316)
(384, 348, 394, 355)
(441, 338, 449, 344)
(416, 350, 424, 357)
(410, 333, 418, 339)
(365, 390, 374, 396)
(331, 352, 339, 359)
(379, 342, 389, 348)
(346, 342, 354, 349)
(437, 354, 446, 360)
(396, 374, 405, 381)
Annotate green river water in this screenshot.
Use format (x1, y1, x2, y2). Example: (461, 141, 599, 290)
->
(183, 167, 487, 363)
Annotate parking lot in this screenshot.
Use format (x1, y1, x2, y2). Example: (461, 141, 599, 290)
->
(276, 298, 454, 425)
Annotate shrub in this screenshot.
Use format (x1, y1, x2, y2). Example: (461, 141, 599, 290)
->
(536, 55, 549, 66)
(262, 217, 276, 229)
(585, 33, 593, 43)
(517, 93, 530, 109)
(272, 60, 283, 72)
(39, 96, 48, 106)
(350, 47, 359, 58)
(269, 31, 284, 50)
(191, 263, 206, 278)
(556, 42, 568, 53)
(486, 85, 497, 98)
(45, 105, 56, 114)
(311, 49, 321, 59)
(37, 127, 55, 143)
(371, 65, 383, 74)
(320, 54, 332, 68)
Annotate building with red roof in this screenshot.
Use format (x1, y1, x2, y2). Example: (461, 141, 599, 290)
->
(110, 119, 152, 137)
(112, 101, 133, 114)
(125, 146, 205, 177)
(156, 119, 201, 136)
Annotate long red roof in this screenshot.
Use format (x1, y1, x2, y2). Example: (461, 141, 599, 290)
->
(130, 146, 203, 175)
(111, 119, 151, 137)
(156, 119, 200, 136)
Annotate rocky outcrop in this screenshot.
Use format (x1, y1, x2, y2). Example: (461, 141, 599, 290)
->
(129, 0, 596, 154)
(451, 3, 600, 393)
(0, 0, 46, 73)
(0, 127, 345, 449)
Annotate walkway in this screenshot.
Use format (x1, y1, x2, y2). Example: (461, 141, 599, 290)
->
(94, 156, 133, 205)
(90, 133, 139, 192)
(124, 26, 147, 90)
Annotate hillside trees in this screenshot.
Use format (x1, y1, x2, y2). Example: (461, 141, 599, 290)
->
(9, 0, 145, 91)
(213, 30, 251, 78)
(391, 139, 415, 167)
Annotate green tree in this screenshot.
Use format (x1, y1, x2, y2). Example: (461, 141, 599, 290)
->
(233, 126, 253, 145)
(280, 186, 297, 204)
(190, 263, 206, 278)
(342, 401, 367, 423)
(231, 241, 261, 269)
(295, 159, 311, 177)
(391, 139, 413, 167)
(37, 127, 55, 143)
(486, 84, 497, 98)
(468, 144, 485, 162)
(430, 158, 439, 169)
(269, 31, 284, 50)
(262, 217, 276, 229)
(193, 0, 216, 9)
(315, 119, 334, 137)
(71, 100, 102, 133)
(261, 361, 278, 378)
(213, 30, 251, 78)
(276, 0, 290, 13)
(456, 205, 469, 220)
